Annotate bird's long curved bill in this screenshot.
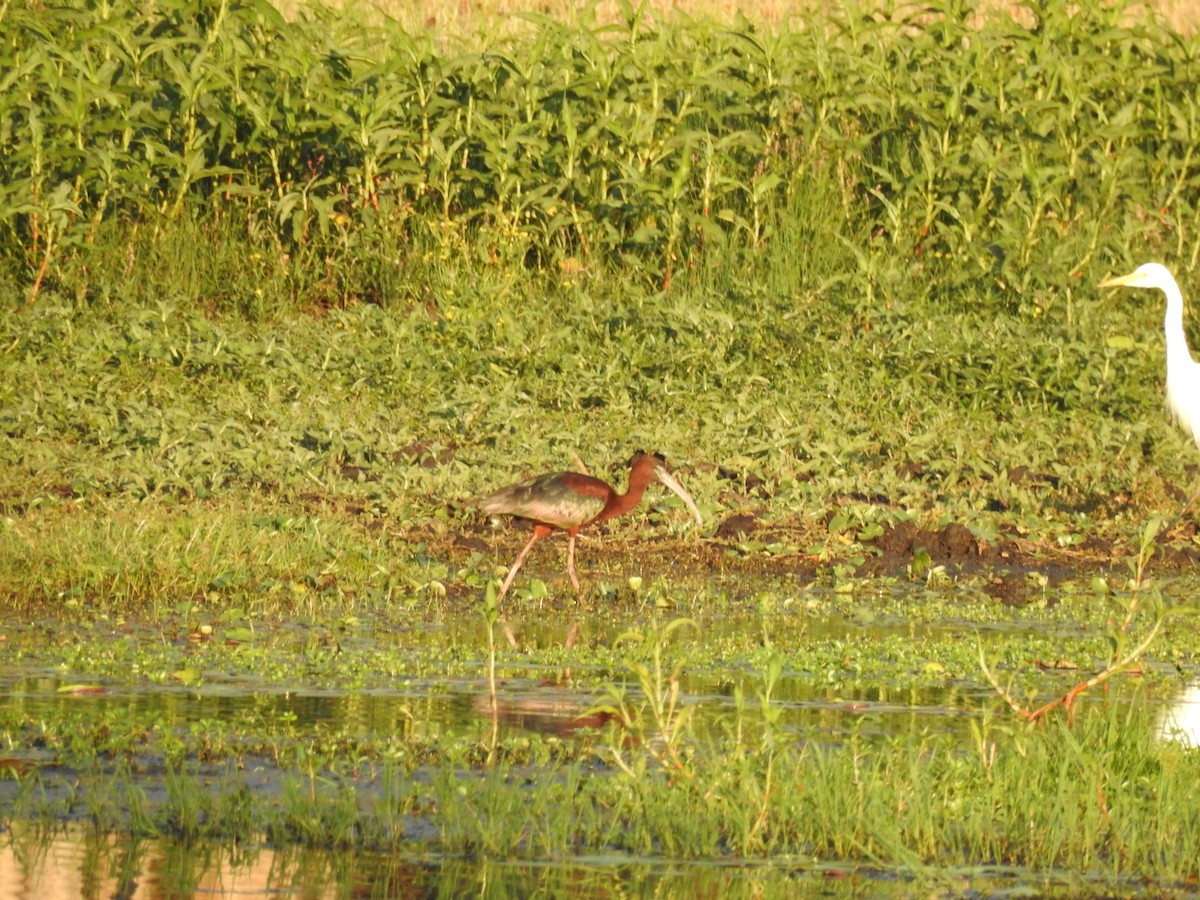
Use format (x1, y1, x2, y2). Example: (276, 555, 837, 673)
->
(653, 465, 703, 526)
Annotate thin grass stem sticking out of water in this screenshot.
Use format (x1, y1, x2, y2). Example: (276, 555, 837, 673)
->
(980, 516, 1198, 724)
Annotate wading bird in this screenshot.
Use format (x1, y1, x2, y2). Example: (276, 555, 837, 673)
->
(1099, 263, 1200, 449)
(476, 453, 703, 601)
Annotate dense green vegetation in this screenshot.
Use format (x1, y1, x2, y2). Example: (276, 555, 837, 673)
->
(3, 0, 1200, 562)
(4, 0, 1200, 892)
(2, 0, 1197, 302)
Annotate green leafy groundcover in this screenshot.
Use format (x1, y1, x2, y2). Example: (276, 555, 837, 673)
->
(3, 1, 1198, 556)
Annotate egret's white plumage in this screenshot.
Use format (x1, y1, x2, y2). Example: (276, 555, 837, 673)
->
(1100, 263, 1200, 448)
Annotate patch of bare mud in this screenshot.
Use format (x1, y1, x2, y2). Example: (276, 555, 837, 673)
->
(418, 498, 1200, 610)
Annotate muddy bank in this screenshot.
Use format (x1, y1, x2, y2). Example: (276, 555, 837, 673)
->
(444, 508, 1200, 609)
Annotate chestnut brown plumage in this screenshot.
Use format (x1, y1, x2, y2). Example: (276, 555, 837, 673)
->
(476, 453, 702, 601)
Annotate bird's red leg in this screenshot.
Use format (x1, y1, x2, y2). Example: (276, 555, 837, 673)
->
(497, 529, 543, 601)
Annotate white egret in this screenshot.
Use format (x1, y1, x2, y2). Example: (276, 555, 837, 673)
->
(1099, 263, 1200, 449)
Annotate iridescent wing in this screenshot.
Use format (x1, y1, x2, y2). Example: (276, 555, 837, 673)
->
(477, 472, 610, 530)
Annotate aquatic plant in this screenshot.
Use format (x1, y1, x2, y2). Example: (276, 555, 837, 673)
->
(981, 517, 1198, 723)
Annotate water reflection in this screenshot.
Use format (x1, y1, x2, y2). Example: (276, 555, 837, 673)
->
(0, 667, 1001, 754)
(0, 828, 384, 899)
(1157, 682, 1200, 747)
(0, 653, 1169, 757)
(0, 828, 1140, 899)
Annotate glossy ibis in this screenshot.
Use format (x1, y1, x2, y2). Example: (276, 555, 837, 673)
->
(476, 453, 702, 601)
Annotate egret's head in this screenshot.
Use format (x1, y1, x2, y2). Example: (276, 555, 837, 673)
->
(1099, 262, 1176, 291)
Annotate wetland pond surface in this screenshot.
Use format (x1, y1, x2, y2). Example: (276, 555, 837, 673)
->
(1, 589, 1198, 897)
(0, 827, 1178, 898)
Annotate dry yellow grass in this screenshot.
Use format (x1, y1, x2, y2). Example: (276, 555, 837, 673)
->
(275, 0, 1197, 36)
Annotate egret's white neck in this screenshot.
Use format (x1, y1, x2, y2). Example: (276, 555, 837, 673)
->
(1163, 281, 1196, 369)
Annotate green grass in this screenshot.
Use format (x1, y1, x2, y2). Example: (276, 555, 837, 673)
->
(1, 585, 1198, 889)
(4, 2, 1200, 578)
(1, 265, 1194, 613)
(4, 675, 1200, 888)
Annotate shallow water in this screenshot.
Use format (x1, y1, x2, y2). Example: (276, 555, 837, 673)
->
(0, 604, 1131, 747)
(0, 604, 1184, 770)
(1158, 682, 1200, 747)
(1, 600, 1197, 897)
(0, 663, 998, 749)
(0, 827, 1173, 900)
